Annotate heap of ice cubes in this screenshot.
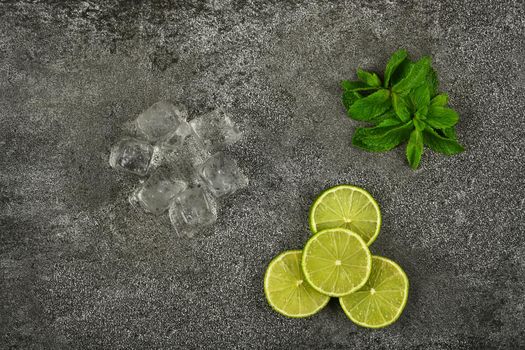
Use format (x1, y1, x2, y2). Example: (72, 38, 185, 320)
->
(109, 101, 248, 238)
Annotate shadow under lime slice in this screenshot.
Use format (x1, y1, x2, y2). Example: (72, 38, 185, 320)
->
(301, 228, 372, 297)
(264, 250, 330, 318)
(309, 185, 381, 246)
(339, 256, 409, 328)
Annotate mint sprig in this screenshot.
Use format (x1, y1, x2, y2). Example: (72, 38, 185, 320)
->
(341, 49, 464, 169)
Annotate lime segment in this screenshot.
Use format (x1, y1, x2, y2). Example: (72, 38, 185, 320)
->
(309, 185, 381, 245)
(339, 256, 409, 328)
(301, 229, 372, 297)
(264, 250, 330, 318)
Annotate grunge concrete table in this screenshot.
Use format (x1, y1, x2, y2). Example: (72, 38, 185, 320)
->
(1, 1, 523, 348)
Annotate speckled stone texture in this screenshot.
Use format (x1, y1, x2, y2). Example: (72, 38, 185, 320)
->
(1, 1, 524, 349)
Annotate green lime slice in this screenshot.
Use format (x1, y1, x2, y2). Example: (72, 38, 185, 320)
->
(264, 250, 330, 318)
(309, 185, 381, 245)
(339, 256, 409, 328)
(301, 228, 372, 297)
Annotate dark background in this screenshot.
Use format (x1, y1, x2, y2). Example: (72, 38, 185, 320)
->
(1, 1, 524, 349)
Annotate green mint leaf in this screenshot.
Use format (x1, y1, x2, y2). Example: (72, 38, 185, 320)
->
(392, 92, 411, 122)
(392, 56, 431, 93)
(437, 128, 457, 139)
(342, 90, 362, 110)
(357, 69, 382, 87)
(426, 67, 439, 97)
(374, 110, 403, 126)
(406, 129, 423, 169)
(377, 118, 403, 127)
(430, 93, 449, 107)
(442, 127, 456, 139)
(411, 84, 430, 110)
(425, 106, 459, 129)
(367, 109, 400, 125)
(413, 118, 426, 131)
(384, 49, 408, 87)
(341, 80, 379, 92)
(352, 122, 413, 152)
(389, 59, 412, 86)
(341, 50, 464, 169)
(423, 127, 464, 155)
(415, 106, 428, 120)
(348, 89, 391, 122)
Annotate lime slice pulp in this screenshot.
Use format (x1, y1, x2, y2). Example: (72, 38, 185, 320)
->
(264, 250, 330, 318)
(301, 228, 372, 297)
(339, 256, 409, 328)
(309, 185, 381, 245)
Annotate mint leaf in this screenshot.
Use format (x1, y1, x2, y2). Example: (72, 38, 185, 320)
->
(341, 80, 378, 92)
(392, 92, 411, 122)
(390, 59, 412, 86)
(442, 127, 456, 139)
(392, 56, 431, 93)
(415, 106, 428, 120)
(348, 89, 391, 122)
(406, 129, 423, 169)
(369, 109, 400, 125)
(375, 112, 403, 127)
(426, 67, 439, 97)
(411, 84, 430, 110)
(423, 127, 464, 155)
(437, 127, 457, 139)
(430, 93, 448, 107)
(357, 69, 382, 87)
(425, 106, 459, 129)
(352, 122, 413, 152)
(384, 49, 408, 87)
(413, 117, 426, 131)
(341, 50, 464, 169)
(342, 90, 362, 110)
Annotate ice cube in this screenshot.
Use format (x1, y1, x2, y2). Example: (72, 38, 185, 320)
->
(109, 137, 155, 176)
(189, 108, 242, 152)
(169, 186, 217, 237)
(137, 101, 188, 141)
(129, 170, 187, 215)
(162, 120, 194, 150)
(161, 134, 210, 185)
(197, 152, 248, 197)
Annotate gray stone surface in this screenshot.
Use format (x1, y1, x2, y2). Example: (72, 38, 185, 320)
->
(1, 1, 524, 349)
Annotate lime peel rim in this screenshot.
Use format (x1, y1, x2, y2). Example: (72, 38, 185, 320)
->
(308, 184, 382, 246)
(264, 250, 330, 318)
(339, 255, 409, 328)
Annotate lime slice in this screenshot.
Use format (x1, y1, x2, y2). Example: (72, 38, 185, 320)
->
(309, 185, 381, 245)
(301, 228, 372, 297)
(339, 256, 409, 328)
(264, 250, 330, 318)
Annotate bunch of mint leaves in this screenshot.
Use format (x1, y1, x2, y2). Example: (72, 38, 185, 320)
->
(341, 49, 464, 169)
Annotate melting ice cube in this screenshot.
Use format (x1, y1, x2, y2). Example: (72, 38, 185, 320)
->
(161, 133, 211, 185)
(109, 137, 155, 176)
(137, 101, 188, 141)
(162, 120, 194, 151)
(129, 170, 187, 215)
(189, 108, 242, 152)
(169, 186, 217, 237)
(197, 152, 248, 197)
